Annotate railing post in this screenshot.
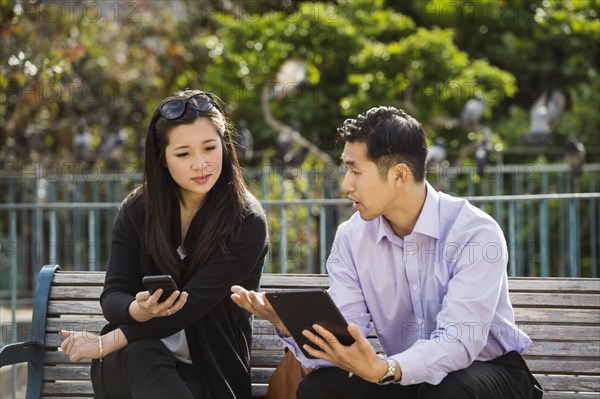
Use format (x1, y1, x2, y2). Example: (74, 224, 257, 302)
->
(73, 180, 83, 271)
(590, 177, 598, 278)
(8, 183, 18, 399)
(508, 201, 516, 276)
(539, 174, 550, 277)
(279, 202, 288, 274)
(48, 181, 57, 263)
(306, 170, 314, 273)
(527, 178, 536, 276)
(319, 204, 327, 274)
(513, 170, 523, 276)
(33, 177, 43, 284)
(568, 195, 579, 277)
(558, 173, 566, 276)
(88, 209, 96, 271)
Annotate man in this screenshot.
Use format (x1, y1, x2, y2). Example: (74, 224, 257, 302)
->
(232, 106, 542, 398)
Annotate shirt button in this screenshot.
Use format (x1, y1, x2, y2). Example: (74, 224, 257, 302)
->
(411, 379, 416, 384)
(412, 284, 418, 291)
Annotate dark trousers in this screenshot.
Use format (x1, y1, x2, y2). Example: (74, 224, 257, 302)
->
(90, 339, 213, 399)
(297, 351, 543, 399)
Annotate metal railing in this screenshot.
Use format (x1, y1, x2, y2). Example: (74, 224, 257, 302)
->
(1, 192, 598, 281)
(2, 162, 599, 203)
(1, 163, 599, 293)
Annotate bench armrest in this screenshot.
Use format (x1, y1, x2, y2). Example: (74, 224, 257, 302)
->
(0, 341, 43, 368)
(0, 341, 44, 399)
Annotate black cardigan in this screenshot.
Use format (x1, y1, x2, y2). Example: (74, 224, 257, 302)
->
(99, 190, 268, 399)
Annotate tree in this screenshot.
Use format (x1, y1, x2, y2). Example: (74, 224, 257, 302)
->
(205, 0, 516, 164)
(1, 0, 214, 167)
(404, 0, 600, 160)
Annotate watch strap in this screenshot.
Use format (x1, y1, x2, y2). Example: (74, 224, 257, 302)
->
(376, 354, 396, 385)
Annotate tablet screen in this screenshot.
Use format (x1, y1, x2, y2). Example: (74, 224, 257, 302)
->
(266, 289, 355, 359)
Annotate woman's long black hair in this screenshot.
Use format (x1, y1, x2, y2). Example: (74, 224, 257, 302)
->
(140, 89, 247, 281)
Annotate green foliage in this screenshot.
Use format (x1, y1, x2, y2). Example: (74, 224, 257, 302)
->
(407, 0, 599, 155)
(343, 26, 516, 123)
(204, 2, 362, 152)
(1, 0, 598, 164)
(1, 0, 214, 163)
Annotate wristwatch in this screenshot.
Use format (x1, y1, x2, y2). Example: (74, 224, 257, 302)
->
(376, 354, 396, 385)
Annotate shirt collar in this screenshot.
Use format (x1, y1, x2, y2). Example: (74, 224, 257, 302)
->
(412, 181, 441, 239)
(375, 181, 441, 243)
(375, 215, 397, 244)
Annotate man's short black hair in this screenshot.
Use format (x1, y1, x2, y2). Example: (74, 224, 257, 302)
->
(337, 106, 428, 181)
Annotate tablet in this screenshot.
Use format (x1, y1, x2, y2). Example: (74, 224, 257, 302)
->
(265, 289, 355, 359)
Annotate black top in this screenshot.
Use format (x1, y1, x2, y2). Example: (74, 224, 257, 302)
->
(99, 190, 269, 399)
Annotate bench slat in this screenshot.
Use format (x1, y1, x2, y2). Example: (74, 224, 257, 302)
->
(525, 341, 600, 358)
(524, 359, 600, 375)
(252, 319, 600, 342)
(251, 367, 276, 383)
(43, 366, 91, 381)
(250, 352, 284, 367)
(49, 272, 600, 290)
(510, 293, 600, 308)
(508, 278, 600, 293)
(251, 384, 268, 398)
(520, 324, 600, 341)
(543, 393, 600, 399)
(41, 381, 94, 395)
(513, 308, 600, 324)
(45, 317, 600, 344)
(52, 272, 105, 285)
(260, 274, 329, 288)
(44, 349, 286, 368)
(535, 375, 600, 392)
(41, 397, 93, 399)
(44, 351, 90, 365)
(48, 301, 103, 315)
(46, 317, 108, 332)
(50, 286, 103, 299)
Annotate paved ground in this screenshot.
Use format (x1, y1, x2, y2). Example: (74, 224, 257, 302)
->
(1, 306, 32, 399)
(0, 364, 27, 399)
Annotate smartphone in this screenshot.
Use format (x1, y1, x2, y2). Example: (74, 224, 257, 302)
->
(142, 275, 179, 302)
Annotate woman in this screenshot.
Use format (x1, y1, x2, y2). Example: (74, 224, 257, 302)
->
(61, 89, 269, 398)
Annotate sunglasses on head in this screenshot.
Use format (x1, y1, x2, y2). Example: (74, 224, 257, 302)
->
(158, 92, 216, 120)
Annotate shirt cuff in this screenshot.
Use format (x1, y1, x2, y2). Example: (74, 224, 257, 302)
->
(393, 347, 429, 385)
(274, 327, 329, 369)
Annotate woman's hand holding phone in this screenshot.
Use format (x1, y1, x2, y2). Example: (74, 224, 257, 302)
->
(128, 277, 189, 322)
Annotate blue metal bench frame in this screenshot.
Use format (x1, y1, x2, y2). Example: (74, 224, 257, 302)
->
(0, 264, 60, 399)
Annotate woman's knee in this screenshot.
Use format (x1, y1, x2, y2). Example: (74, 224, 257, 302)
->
(118, 339, 173, 368)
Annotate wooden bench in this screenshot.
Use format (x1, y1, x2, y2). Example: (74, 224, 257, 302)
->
(1, 264, 598, 398)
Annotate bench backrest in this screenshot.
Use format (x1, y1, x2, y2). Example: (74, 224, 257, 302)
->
(33, 267, 600, 398)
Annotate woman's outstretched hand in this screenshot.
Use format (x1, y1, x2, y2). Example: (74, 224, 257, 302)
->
(230, 286, 290, 337)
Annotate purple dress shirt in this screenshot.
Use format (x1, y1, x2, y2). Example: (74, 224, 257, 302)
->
(279, 182, 531, 385)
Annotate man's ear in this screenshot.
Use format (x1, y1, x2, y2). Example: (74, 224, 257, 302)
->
(391, 163, 411, 185)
